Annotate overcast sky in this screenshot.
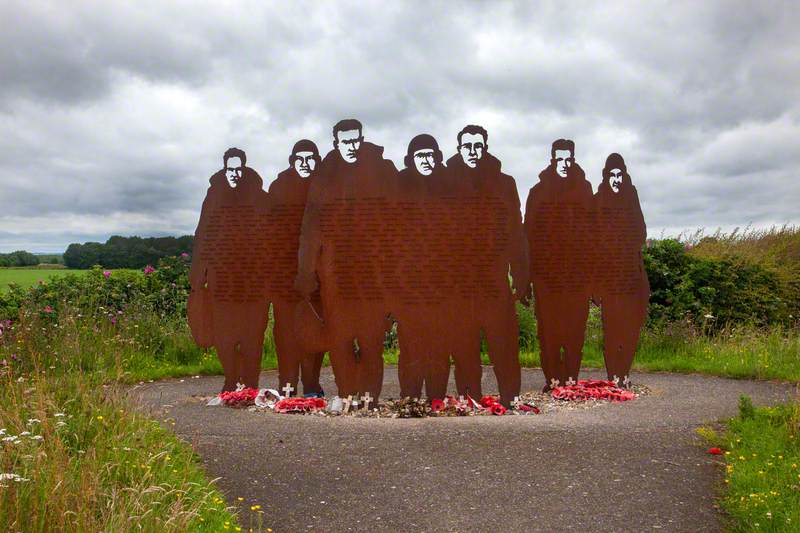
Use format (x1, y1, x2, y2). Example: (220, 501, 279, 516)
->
(1, 1, 798, 253)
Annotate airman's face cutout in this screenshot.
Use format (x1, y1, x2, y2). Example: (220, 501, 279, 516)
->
(336, 129, 362, 164)
(554, 149, 573, 178)
(413, 149, 436, 176)
(459, 133, 486, 168)
(294, 151, 316, 178)
(225, 156, 243, 187)
(609, 168, 623, 193)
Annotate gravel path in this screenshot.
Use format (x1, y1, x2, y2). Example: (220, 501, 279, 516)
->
(131, 367, 796, 532)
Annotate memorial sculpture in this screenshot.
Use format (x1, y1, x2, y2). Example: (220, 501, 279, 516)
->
(265, 140, 326, 396)
(295, 119, 399, 401)
(524, 140, 594, 391)
(188, 148, 271, 391)
(394, 133, 450, 399)
(188, 123, 650, 401)
(442, 126, 529, 404)
(593, 153, 649, 387)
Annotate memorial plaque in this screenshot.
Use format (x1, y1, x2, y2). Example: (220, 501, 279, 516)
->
(593, 153, 649, 387)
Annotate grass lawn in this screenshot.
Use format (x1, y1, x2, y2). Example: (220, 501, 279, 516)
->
(701, 397, 800, 532)
(0, 268, 76, 291)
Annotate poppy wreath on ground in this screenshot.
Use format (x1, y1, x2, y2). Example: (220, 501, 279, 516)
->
(550, 380, 636, 402)
(274, 397, 327, 414)
(219, 387, 259, 407)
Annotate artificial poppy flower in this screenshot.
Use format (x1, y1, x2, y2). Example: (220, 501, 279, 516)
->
(490, 404, 507, 416)
(708, 447, 723, 455)
(480, 395, 499, 408)
(430, 399, 445, 412)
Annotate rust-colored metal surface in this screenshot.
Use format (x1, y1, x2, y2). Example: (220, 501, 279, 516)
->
(295, 120, 399, 401)
(524, 140, 594, 390)
(594, 153, 649, 387)
(189, 130, 649, 400)
(189, 149, 270, 391)
(265, 140, 326, 395)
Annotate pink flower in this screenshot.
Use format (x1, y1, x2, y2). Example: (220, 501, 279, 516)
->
(180, 252, 190, 258)
(43, 305, 54, 314)
(143, 265, 156, 275)
(102, 270, 112, 278)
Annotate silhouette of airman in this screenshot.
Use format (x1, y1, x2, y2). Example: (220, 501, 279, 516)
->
(189, 148, 270, 391)
(593, 153, 649, 387)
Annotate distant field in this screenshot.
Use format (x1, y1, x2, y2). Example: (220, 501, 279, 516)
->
(0, 268, 80, 291)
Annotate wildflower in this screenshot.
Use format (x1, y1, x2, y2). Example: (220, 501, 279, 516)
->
(19, 431, 31, 437)
(54, 413, 66, 418)
(143, 265, 156, 275)
(250, 505, 261, 510)
(31, 435, 43, 441)
(43, 305, 54, 314)
(27, 418, 40, 425)
(96, 415, 104, 421)
(181, 252, 190, 258)
(102, 270, 112, 278)
(0, 473, 29, 483)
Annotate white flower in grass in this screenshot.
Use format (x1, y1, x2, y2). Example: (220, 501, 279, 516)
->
(27, 418, 41, 425)
(2, 436, 19, 444)
(0, 473, 29, 482)
(54, 413, 66, 418)
(30, 435, 44, 441)
(19, 431, 31, 437)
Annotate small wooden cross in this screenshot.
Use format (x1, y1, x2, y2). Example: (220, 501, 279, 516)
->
(361, 392, 373, 410)
(512, 396, 522, 409)
(566, 377, 576, 387)
(622, 375, 631, 389)
(611, 375, 620, 387)
(282, 383, 295, 398)
(550, 377, 560, 389)
(342, 395, 353, 414)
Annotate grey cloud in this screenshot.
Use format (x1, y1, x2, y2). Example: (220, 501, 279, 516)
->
(0, 0, 798, 252)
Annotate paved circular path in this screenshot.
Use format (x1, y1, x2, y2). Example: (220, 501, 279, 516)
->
(131, 367, 795, 532)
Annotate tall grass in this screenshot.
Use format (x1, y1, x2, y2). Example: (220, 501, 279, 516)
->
(0, 300, 240, 531)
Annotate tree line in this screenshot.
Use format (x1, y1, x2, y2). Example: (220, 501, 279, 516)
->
(63, 235, 193, 269)
(0, 251, 40, 267)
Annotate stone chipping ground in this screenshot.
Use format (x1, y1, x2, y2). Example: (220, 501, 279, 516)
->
(131, 367, 796, 533)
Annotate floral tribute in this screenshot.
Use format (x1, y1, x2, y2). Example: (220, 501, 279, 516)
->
(218, 387, 259, 407)
(273, 397, 327, 413)
(550, 379, 636, 402)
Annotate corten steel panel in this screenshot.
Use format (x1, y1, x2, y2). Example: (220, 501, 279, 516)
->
(295, 124, 528, 405)
(593, 153, 649, 387)
(524, 140, 596, 390)
(264, 139, 326, 396)
(189, 154, 271, 392)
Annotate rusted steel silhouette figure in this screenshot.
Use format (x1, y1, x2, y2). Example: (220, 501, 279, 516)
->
(524, 139, 593, 390)
(443, 125, 529, 405)
(189, 148, 270, 391)
(594, 153, 649, 387)
(295, 119, 398, 401)
(394, 133, 453, 399)
(266, 140, 326, 396)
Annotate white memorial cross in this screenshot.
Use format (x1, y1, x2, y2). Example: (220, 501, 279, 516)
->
(550, 378, 560, 389)
(566, 377, 576, 387)
(282, 383, 295, 398)
(343, 395, 353, 414)
(361, 392, 373, 411)
(512, 396, 522, 409)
